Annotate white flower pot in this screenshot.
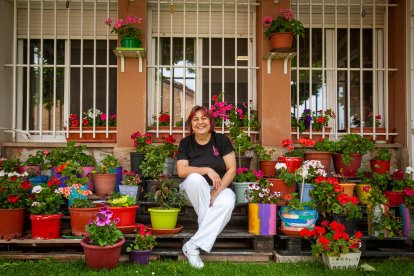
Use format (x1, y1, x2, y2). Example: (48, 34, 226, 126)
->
(322, 252, 361, 269)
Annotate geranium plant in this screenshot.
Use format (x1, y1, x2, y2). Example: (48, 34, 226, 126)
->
(131, 131, 152, 153)
(310, 176, 362, 221)
(333, 133, 374, 165)
(22, 150, 49, 169)
(300, 221, 363, 257)
(255, 145, 275, 161)
(0, 171, 31, 209)
(274, 162, 296, 186)
(122, 170, 142, 186)
(126, 224, 157, 252)
(295, 160, 327, 183)
(0, 158, 21, 173)
(69, 108, 116, 127)
(162, 135, 178, 158)
(291, 109, 335, 133)
(56, 160, 88, 186)
(245, 178, 280, 204)
(389, 168, 414, 192)
(283, 193, 315, 211)
(371, 148, 392, 161)
(233, 168, 263, 183)
(104, 15, 143, 40)
(263, 8, 305, 38)
(281, 138, 315, 158)
(28, 177, 64, 214)
(85, 206, 124, 246)
(151, 111, 170, 126)
(314, 138, 338, 153)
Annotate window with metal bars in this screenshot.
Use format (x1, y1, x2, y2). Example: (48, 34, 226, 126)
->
(291, 0, 396, 141)
(8, 0, 118, 141)
(147, 0, 257, 135)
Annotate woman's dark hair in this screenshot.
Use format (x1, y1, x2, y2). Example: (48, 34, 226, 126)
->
(187, 106, 214, 134)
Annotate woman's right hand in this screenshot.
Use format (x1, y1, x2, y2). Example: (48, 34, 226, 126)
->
(207, 168, 222, 189)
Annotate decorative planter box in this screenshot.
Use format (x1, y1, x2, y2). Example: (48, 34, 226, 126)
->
(322, 252, 361, 269)
(65, 126, 116, 143)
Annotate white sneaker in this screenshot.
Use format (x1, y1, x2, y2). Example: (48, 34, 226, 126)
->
(182, 242, 204, 269)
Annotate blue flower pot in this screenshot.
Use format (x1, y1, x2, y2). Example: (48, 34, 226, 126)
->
(28, 175, 49, 185)
(68, 185, 88, 207)
(297, 182, 315, 203)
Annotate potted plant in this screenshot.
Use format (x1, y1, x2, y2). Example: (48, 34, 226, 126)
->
(263, 8, 304, 50)
(120, 170, 142, 200)
(295, 160, 327, 203)
(57, 160, 89, 206)
(310, 176, 362, 235)
(370, 148, 391, 174)
(28, 177, 64, 239)
(140, 145, 170, 194)
(246, 178, 280, 235)
(21, 150, 47, 176)
(305, 138, 337, 171)
(291, 109, 335, 141)
(350, 112, 393, 143)
(255, 145, 276, 177)
(278, 138, 309, 172)
(384, 168, 414, 207)
(105, 15, 143, 48)
(106, 193, 138, 231)
(279, 193, 317, 236)
(161, 134, 178, 177)
(126, 224, 157, 265)
(68, 198, 100, 236)
(365, 185, 402, 238)
(130, 131, 152, 175)
(300, 221, 363, 269)
(81, 206, 124, 270)
(332, 133, 374, 178)
(232, 168, 263, 203)
(67, 109, 117, 142)
(267, 162, 297, 205)
(0, 171, 31, 239)
(146, 178, 188, 230)
(93, 154, 119, 196)
(0, 158, 21, 173)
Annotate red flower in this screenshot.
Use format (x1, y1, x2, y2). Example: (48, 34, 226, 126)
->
(337, 194, 350, 205)
(20, 180, 32, 190)
(212, 95, 218, 102)
(281, 139, 293, 148)
(48, 177, 60, 187)
(314, 226, 326, 236)
(300, 228, 313, 238)
(8, 195, 19, 203)
(283, 194, 293, 200)
(69, 114, 78, 120)
(362, 185, 371, 192)
(316, 117, 325, 124)
(321, 220, 329, 227)
(355, 231, 363, 239)
(333, 232, 342, 240)
(56, 163, 67, 173)
(327, 177, 339, 185)
(317, 236, 330, 248)
(314, 176, 326, 184)
(333, 184, 342, 193)
(145, 139, 151, 145)
(350, 196, 359, 205)
(71, 119, 79, 127)
(287, 145, 294, 152)
(392, 170, 404, 180)
(297, 138, 316, 147)
(82, 118, 89, 126)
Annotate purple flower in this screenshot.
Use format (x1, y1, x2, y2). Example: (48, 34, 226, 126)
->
(114, 217, 120, 224)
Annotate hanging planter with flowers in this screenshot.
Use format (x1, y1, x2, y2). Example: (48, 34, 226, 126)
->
(263, 8, 305, 50)
(105, 15, 143, 48)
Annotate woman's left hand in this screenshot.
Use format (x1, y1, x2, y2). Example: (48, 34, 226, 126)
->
(210, 188, 220, 207)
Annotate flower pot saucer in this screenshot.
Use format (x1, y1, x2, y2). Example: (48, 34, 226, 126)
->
(117, 225, 136, 234)
(280, 229, 302, 237)
(145, 225, 183, 235)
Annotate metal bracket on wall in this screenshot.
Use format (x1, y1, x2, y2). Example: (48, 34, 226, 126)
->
(113, 48, 146, 73)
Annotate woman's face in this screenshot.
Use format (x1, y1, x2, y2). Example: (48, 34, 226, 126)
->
(191, 110, 211, 135)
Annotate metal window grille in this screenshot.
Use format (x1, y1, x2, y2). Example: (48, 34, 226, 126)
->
(147, 0, 258, 139)
(4, 0, 118, 142)
(291, 0, 397, 142)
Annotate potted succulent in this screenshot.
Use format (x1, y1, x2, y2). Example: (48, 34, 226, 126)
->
(81, 207, 124, 270)
(263, 8, 304, 50)
(130, 131, 153, 175)
(120, 170, 142, 200)
(126, 224, 157, 265)
(245, 178, 280, 235)
(68, 198, 100, 236)
(28, 177, 64, 239)
(255, 145, 276, 177)
(370, 148, 392, 175)
(105, 15, 143, 48)
(267, 162, 297, 205)
(301, 221, 363, 269)
(232, 168, 263, 203)
(0, 171, 31, 239)
(332, 133, 374, 178)
(106, 193, 138, 231)
(279, 193, 317, 236)
(146, 178, 188, 230)
(305, 138, 338, 171)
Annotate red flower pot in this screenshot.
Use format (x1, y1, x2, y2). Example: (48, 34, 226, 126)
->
(370, 160, 391, 175)
(333, 153, 362, 178)
(278, 157, 303, 173)
(384, 190, 405, 207)
(267, 178, 296, 206)
(81, 237, 125, 270)
(108, 205, 139, 232)
(0, 208, 26, 239)
(69, 207, 101, 236)
(30, 213, 63, 239)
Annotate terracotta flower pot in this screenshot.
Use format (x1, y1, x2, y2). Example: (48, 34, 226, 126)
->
(267, 178, 296, 206)
(278, 156, 303, 173)
(0, 208, 26, 239)
(304, 151, 332, 171)
(339, 183, 356, 197)
(69, 206, 100, 236)
(66, 126, 117, 143)
(269, 32, 293, 50)
(333, 153, 362, 178)
(259, 160, 277, 177)
(93, 173, 117, 196)
(81, 237, 125, 270)
(81, 166, 96, 191)
(20, 165, 41, 176)
(370, 160, 391, 175)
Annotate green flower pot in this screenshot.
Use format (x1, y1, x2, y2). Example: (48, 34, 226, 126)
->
(148, 207, 180, 229)
(121, 37, 141, 48)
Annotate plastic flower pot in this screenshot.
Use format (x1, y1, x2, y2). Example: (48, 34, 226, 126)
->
(69, 206, 100, 236)
(269, 32, 293, 50)
(304, 151, 332, 171)
(278, 157, 303, 173)
(121, 37, 141, 48)
(248, 203, 277, 235)
(30, 213, 63, 239)
(322, 252, 361, 269)
(279, 206, 318, 236)
(356, 184, 371, 205)
(93, 173, 116, 196)
(129, 249, 151, 265)
(109, 166, 123, 193)
(232, 182, 250, 203)
(148, 207, 180, 229)
(81, 166, 95, 191)
(81, 237, 125, 270)
(333, 153, 362, 178)
(267, 178, 295, 206)
(384, 190, 405, 207)
(108, 205, 139, 229)
(119, 185, 140, 200)
(370, 160, 391, 175)
(0, 208, 26, 239)
(259, 160, 277, 177)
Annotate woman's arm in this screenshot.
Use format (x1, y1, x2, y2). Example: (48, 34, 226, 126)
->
(209, 151, 236, 206)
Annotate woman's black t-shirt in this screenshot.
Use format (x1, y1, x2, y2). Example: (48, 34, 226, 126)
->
(177, 132, 234, 185)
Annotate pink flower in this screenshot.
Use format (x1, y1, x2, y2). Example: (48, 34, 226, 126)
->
(363, 185, 371, 192)
(104, 18, 112, 25)
(253, 170, 264, 179)
(263, 16, 273, 25)
(110, 114, 117, 120)
(404, 188, 414, 196)
(114, 19, 123, 29)
(237, 167, 249, 174)
(280, 8, 294, 21)
(125, 15, 135, 24)
(100, 113, 107, 121)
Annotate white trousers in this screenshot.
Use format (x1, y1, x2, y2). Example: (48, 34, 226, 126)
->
(180, 173, 236, 252)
